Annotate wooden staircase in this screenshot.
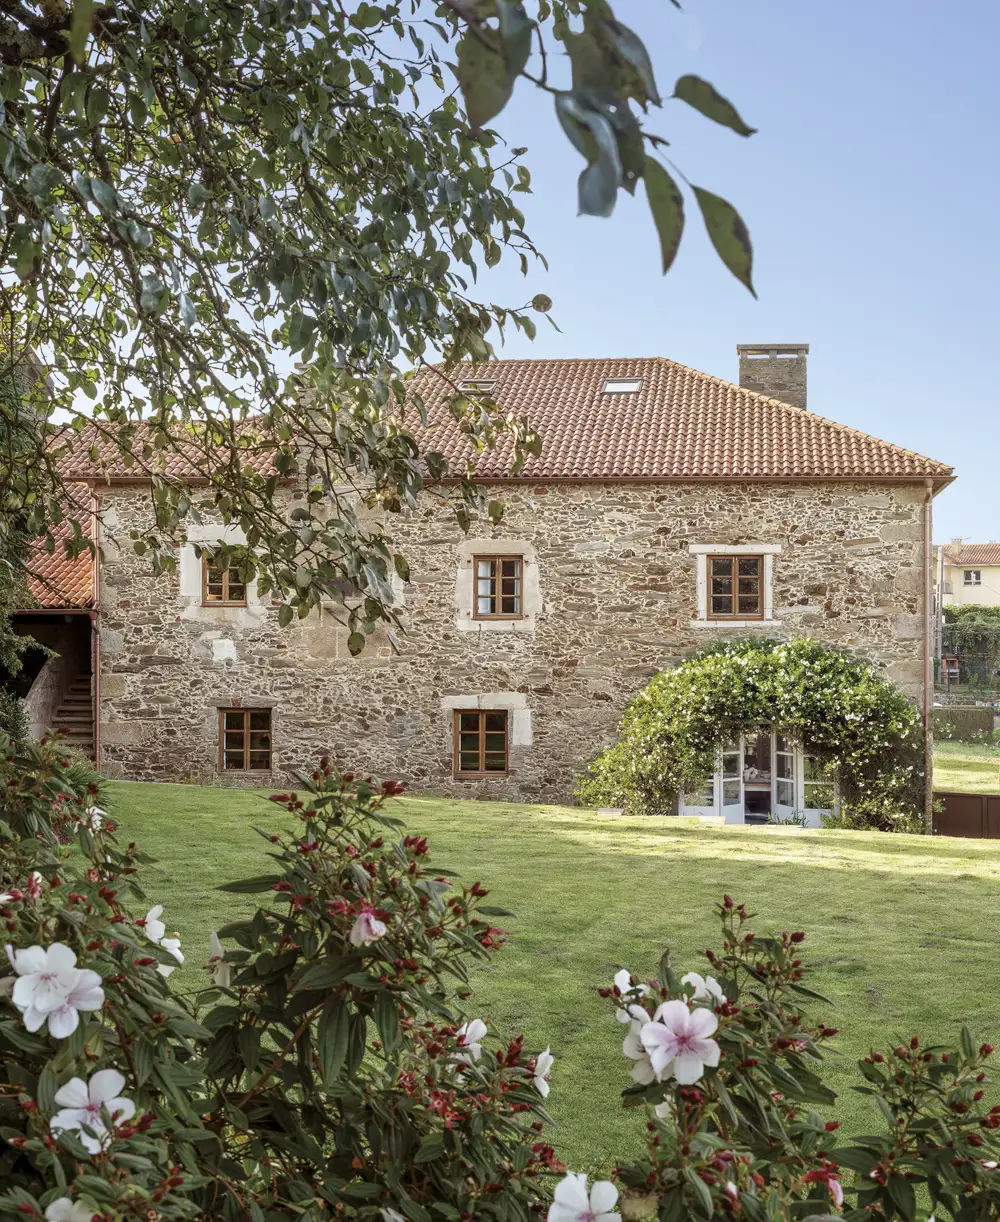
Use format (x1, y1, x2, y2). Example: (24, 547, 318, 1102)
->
(53, 676, 95, 759)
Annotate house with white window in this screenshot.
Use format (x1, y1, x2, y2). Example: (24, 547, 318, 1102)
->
(936, 542, 1000, 608)
(16, 344, 954, 822)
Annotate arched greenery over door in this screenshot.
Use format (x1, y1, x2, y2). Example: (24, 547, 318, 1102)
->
(579, 638, 924, 831)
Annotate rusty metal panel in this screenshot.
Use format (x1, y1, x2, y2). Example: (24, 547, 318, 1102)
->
(933, 792, 986, 838)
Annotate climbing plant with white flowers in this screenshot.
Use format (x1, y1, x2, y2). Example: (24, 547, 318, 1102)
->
(579, 636, 925, 831)
(1, 736, 998, 1222)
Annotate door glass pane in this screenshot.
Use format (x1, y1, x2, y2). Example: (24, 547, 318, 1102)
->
(744, 732, 770, 780)
(684, 780, 714, 806)
(776, 780, 794, 806)
(803, 755, 826, 783)
(775, 733, 792, 754)
(776, 753, 793, 780)
(722, 779, 741, 806)
(721, 748, 740, 778)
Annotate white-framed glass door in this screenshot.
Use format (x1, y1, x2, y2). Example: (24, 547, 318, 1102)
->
(773, 733, 796, 819)
(802, 753, 835, 826)
(720, 741, 744, 823)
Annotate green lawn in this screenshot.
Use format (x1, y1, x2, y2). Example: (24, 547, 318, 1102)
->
(934, 740, 1000, 793)
(109, 777, 1000, 1173)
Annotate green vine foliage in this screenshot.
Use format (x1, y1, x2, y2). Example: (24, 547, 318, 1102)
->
(942, 605, 1000, 686)
(578, 638, 925, 832)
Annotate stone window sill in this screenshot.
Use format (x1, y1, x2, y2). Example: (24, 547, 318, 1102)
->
(689, 619, 780, 630)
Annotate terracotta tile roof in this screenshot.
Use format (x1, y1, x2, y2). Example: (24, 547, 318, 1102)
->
(407, 357, 953, 484)
(24, 527, 95, 608)
(942, 543, 1000, 566)
(54, 421, 277, 481)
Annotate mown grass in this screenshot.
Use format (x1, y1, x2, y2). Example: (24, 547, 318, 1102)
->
(934, 740, 1000, 793)
(109, 777, 1000, 1171)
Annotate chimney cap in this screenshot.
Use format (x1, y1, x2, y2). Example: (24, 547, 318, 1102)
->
(736, 343, 810, 357)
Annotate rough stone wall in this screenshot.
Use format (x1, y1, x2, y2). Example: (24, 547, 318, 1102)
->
(96, 480, 928, 802)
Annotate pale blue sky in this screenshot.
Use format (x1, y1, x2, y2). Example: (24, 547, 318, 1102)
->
(476, 0, 999, 542)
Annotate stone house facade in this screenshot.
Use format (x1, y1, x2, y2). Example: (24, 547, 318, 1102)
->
(20, 346, 955, 816)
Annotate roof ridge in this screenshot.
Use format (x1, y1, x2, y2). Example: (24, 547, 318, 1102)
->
(444, 356, 952, 474)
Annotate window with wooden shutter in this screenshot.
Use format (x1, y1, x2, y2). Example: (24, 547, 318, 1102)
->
(220, 708, 272, 770)
(707, 555, 763, 620)
(473, 556, 523, 620)
(453, 710, 508, 777)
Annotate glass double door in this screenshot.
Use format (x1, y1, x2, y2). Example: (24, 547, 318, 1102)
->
(683, 730, 798, 822)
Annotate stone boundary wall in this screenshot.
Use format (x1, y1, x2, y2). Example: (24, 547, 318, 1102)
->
(96, 480, 928, 803)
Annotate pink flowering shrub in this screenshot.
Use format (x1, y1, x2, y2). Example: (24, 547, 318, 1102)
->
(1, 737, 999, 1222)
(605, 897, 1000, 1222)
(0, 740, 557, 1222)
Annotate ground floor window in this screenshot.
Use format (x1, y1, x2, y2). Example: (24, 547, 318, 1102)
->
(454, 710, 508, 777)
(220, 708, 272, 770)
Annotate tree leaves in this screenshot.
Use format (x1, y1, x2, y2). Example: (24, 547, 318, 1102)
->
(693, 186, 755, 296)
(69, 0, 94, 67)
(455, 31, 516, 130)
(674, 75, 757, 137)
(603, 19, 661, 106)
(497, 1, 533, 77)
(643, 157, 684, 274)
(555, 93, 622, 218)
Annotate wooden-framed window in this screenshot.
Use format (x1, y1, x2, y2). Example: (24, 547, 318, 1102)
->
(473, 556, 523, 620)
(707, 555, 763, 620)
(453, 710, 508, 778)
(219, 708, 272, 771)
(203, 554, 248, 606)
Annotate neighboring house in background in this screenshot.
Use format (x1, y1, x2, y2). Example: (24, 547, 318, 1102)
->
(13, 344, 954, 824)
(936, 542, 1000, 608)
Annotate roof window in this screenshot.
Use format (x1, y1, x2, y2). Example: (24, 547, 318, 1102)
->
(602, 377, 642, 394)
(459, 379, 497, 394)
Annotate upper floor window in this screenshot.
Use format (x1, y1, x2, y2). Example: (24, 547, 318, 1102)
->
(454, 710, 508, 778)
(474, 555, 523, 620)
(964, 569, 982, 585)
(220, 708, 271, 771)
(707, 555, 763, 620)
(203, 554, 248, 606)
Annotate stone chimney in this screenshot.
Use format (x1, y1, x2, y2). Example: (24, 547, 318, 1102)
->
(737, 343, 809, 410)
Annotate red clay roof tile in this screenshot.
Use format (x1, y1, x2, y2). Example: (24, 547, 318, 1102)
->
(408, 357, 953, 484)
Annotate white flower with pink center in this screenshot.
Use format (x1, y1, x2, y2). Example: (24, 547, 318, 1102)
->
(547, 1172, 620, 1222)
(349, 905, 387, 947)
(50, 1068, 135, 1154)
(456, 1018, 487, 1063)
(6, 942, 104, 1037)
(640, 999, 721, 1085)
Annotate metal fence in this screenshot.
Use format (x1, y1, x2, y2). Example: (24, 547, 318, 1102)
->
(933, 791, 1000, 838)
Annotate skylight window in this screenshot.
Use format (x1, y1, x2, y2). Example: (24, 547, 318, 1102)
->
(602, 377, 642, 394)
(459, 379, 497, 394)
